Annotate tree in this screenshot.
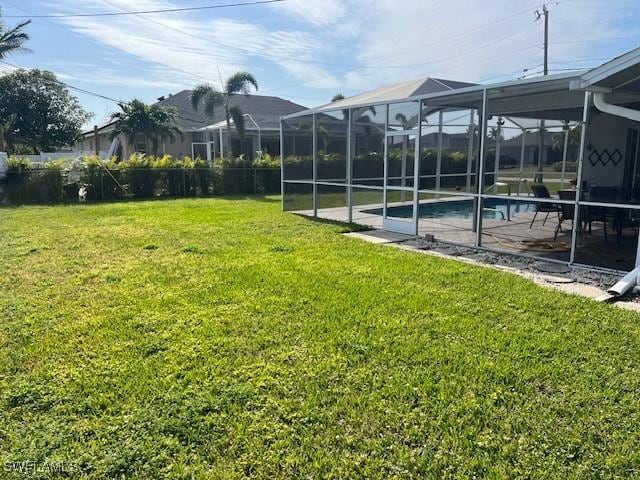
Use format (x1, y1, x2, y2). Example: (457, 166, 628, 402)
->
(190, 71, 258, 158)
(0, 69, 91, 154)
(552, 126, 581, 148)
(0, 11, 31, 151)
(489, 126, 504, 142)
(353, 105, 378, 150)
(331, 93, 345, 102)
(110, 99, 183, 157)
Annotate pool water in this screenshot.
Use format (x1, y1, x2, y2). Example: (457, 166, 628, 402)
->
(363, 199, 537, 220)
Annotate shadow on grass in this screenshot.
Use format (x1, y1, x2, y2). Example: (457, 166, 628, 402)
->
(292, 213, 372, 233)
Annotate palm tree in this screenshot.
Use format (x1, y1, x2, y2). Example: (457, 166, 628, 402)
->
(394, 113, 411, 192)
(0, 14, 30, 58)
(110, 99, 183, 157)
(0, 12, 31, 151)
(190, 72, 258, 159)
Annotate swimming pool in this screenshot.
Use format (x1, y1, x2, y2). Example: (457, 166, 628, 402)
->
(362, 198, 537, 220)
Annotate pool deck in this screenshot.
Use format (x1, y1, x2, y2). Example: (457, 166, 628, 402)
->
(296, 198, 637, 271)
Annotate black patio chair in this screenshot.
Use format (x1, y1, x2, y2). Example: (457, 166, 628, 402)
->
(614, 210, 640, 245)
(529, 184, 559, 229)
(584, 186, 617, 243)
(554, 189, 576, 241)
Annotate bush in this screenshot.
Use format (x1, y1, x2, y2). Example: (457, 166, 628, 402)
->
(553, 161, 577, 172)
(119, 154, 155, 198)
(153, 155, 185, 197)
(1, 157, 65, 204)
(1, 153, 281, 204)
(254, 152, 280, 169)
(2, 157, 32, 203)
(31, 160, 65, 203)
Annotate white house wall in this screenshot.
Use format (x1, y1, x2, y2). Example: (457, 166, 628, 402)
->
(582, 112, 636, 188)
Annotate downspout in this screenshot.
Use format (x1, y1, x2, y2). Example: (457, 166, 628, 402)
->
(609, 268, 640, 298)
(592, 92, 640, 299)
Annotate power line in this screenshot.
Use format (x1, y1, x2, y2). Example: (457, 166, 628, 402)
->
(0, 59, 208, 125)
(2, 0, 228, 88)
(3, 0, 287, 18)
(92, 0, 541, 71)
(4, 0, 594, 107)
(0, 59, 122, 102)
(6, 0, 565, 86)
(366, 3, 545, 65)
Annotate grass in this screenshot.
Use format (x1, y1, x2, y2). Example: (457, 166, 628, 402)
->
(1, 196, 640, 479)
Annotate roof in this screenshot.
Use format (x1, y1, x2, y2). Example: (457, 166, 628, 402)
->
(284, 71, 586, 120)
(316, 77, 476, 112)
(571, 46, 640, 93)
(199, 111, 285, 131)
(157, 90, 307, 130)
(81, 121, 116, 137)
(83, 91, 308, 135)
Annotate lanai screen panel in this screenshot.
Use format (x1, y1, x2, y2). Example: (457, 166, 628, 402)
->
(316, 110, 347, 184)
(482, 117, 581, 198)
(351, 104, 387, 188)
(282, 114, 314, 212)
(419, 102, 479, 194)
(417, 99, 480, 247)
(282, 182, 313, 212)
(316, 184, 348, 222)
(282, 115, 313, 181)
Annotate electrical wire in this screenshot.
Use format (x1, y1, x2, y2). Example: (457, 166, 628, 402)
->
(0, 59, 207, 125)
(88, 0, 543, 71)
(2, 0, 287, 18)
(2, 0, 610, 107)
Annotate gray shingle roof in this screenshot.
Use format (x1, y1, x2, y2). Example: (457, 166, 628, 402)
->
(157, 90, 308, 130)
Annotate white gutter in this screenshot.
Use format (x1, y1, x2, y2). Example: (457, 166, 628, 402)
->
(593, 92, 640, 122)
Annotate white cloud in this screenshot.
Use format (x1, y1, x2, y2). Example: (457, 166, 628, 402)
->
(270, 0, 348, 27)
(40, 0, 640, 103)
(335, 0, 640, 93)
(50, 0, 338, 94)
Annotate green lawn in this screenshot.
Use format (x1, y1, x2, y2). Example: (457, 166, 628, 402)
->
(1, 197, 640, 479)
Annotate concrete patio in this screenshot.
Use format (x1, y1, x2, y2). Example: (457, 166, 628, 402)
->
(302, 199, 638, 271)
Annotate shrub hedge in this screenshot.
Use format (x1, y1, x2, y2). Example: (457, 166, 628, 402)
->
(0, 154, 281, 205)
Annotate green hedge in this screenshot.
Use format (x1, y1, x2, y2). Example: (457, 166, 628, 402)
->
(0, 154, 281, 205)
(553, 161, 577, 172)
(1, 157, 65, 204)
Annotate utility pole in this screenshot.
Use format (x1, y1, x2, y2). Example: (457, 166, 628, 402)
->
(542, 4, 549, 75)
(535, 4, 549, 177)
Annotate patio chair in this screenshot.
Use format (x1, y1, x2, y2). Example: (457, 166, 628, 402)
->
(614, 210, 640, 245)
(529, 184, 559, 229)
(584, 186, 617, 243)
(554, 190, 576, 241)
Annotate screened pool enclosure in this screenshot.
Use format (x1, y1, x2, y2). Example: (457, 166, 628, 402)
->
(281, 48, 640, 273)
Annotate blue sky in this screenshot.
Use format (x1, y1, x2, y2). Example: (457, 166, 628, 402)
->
(3, 0, 640, 129)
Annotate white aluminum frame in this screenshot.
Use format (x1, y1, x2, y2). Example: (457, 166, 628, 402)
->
(280, 84, 639, 274)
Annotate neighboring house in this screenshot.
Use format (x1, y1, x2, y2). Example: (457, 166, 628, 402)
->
(76, 123, 116, 158)
(75, 92, 308, 161)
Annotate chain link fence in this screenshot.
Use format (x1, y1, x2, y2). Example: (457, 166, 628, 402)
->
(0, 167, 281, 204)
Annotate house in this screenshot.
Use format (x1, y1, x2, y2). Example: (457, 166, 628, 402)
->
(76, 91, 307, 162)
(281, 47, 640, 273)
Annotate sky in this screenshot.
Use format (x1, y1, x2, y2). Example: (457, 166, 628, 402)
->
(2, 0, 640, 130)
